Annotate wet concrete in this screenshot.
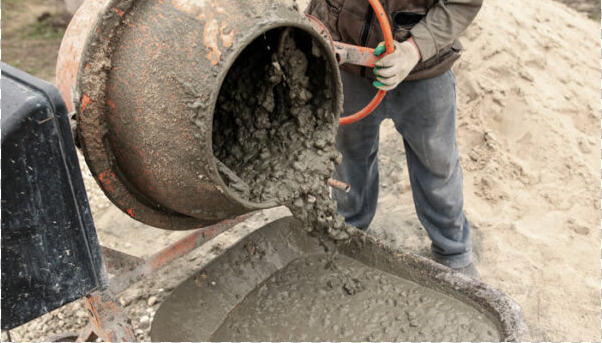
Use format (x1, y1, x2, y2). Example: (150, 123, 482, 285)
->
(210, 253, 499, 341)
(151, 217, 528, 341)
(212, 27, 350, 240)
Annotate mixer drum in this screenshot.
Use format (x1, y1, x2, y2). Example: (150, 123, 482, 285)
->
(56, 0, 343, 230)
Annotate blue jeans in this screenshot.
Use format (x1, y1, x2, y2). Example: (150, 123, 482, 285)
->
(333, 69, 472, 269)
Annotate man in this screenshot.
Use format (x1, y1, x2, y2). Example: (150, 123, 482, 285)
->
(307, 0, 483, 277)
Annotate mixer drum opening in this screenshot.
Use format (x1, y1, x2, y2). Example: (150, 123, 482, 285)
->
(212, 27, 339, 205)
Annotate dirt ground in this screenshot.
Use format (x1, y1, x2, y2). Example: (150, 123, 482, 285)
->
(2, 0, 600, 341)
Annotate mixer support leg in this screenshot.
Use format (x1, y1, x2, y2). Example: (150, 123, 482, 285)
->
(80, 291, 136, 342)
(71, 214, 252, 341)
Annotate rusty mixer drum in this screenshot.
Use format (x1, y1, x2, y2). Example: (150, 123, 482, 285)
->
(56, 0, 343, 230)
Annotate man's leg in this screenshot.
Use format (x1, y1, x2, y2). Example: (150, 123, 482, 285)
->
(388, 70, 472, 269)
(333, 70, 385, 230)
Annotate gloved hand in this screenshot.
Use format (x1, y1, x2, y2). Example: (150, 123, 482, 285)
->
(372, 38, 421, 91)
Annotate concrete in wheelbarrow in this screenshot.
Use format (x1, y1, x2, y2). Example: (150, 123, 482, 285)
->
(150, 209, 528, 341)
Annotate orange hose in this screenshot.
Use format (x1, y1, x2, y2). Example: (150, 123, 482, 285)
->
(339, 0, 394, 126)
(339, 91, 386, 126)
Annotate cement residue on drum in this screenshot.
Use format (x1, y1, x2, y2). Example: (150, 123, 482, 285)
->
(212, 27, 351, 240)
(211, 253, 500, 341)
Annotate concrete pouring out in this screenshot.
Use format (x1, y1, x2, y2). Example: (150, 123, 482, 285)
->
(210, 254, 500, 341)
(213, 27, 352, 240)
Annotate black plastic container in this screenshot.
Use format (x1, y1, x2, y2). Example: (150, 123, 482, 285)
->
(1, 63, 106, 329)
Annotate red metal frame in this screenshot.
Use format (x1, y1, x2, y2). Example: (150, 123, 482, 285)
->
(77, 292, 136, 342)
(71, 214, 249, 341)
(107, 215, 249, 295)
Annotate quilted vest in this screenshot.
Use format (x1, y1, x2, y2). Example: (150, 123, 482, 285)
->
(306, 0, 461, 80)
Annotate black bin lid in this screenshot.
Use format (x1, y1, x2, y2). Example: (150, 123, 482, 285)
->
(1, 63, 106, 329)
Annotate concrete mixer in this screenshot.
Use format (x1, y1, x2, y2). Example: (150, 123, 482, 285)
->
(55, 0, 401, 231)
(36, 0, 531, 340)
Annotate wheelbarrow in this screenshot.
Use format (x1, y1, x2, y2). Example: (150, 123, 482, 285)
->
(149, 214, 528, 341)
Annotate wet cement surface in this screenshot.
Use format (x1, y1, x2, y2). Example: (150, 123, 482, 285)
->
(210, 253, 500, 341)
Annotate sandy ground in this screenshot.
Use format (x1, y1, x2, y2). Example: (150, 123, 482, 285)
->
(2, 0, 600, 341)
(371, 0, 601, 340)
(2, 0, 70, 83)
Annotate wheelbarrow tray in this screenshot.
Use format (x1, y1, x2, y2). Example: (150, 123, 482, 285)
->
(151, 216, 528, 341)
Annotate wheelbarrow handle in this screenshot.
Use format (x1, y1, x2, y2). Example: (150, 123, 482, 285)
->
(306, 0, 394, 125)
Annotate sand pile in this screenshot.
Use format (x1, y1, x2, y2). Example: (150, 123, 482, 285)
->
(366, 0, 600, 340)
(453, 1, 599, 340)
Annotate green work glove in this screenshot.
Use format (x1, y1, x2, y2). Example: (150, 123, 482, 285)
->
(372, 39, 421, 91)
